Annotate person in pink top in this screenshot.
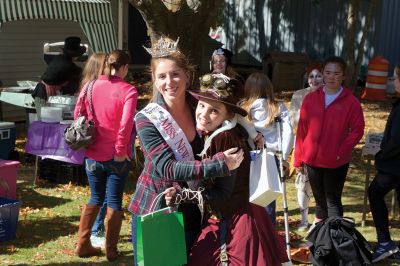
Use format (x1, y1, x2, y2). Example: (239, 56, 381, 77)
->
(74, 50, 138, 262)
(294, 56, 364, 223)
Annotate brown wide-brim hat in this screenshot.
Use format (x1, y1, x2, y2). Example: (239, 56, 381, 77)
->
(189, 73, 247, 117)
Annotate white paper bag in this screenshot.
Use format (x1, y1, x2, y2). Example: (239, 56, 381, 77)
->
(249, 149, 282, 207)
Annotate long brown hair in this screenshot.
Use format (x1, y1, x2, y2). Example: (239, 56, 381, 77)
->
(240, 72, 279, 126)
(103, 50, 130, 79)
(150, 50, 195, 102)
(80, 52, 106, 89)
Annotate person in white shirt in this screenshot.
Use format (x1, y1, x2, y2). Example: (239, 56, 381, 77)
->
(289, 63, 323, 231)
(240, 72, 294, 224)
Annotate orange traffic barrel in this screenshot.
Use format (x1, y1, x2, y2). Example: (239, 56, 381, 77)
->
(361, 56, 389, 101)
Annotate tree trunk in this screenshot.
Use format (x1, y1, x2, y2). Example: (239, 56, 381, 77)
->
(344, 0, 360, 90)
(353, 0, 377, 89)
(128, 0, 224, 68)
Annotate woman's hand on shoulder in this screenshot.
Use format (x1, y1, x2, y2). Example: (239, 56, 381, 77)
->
(223, 147, 244, 170)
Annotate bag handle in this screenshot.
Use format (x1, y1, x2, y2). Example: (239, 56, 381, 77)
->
(148, 191, 167, 213)
(77, 80, 96, 118)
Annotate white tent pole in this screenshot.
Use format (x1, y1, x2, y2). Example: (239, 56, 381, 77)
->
(118, 0, 123, 49)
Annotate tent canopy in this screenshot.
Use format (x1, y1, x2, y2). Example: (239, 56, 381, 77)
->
(0, 0, 117, 52)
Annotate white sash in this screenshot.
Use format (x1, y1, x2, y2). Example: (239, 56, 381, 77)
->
(139, 103, 203, 217)
(139, 103, 195, 162)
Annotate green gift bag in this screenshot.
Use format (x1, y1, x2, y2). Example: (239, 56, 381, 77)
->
(136, 207, 187, 266)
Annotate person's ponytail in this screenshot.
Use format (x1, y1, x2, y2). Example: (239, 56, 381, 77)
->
(103, 50, 130, 80)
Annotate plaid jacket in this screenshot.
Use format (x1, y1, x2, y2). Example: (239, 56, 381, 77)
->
(128, 93, 230, 215)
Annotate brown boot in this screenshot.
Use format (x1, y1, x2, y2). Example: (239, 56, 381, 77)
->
(75, 204, 102, 257)
(105, 207, 124, 261)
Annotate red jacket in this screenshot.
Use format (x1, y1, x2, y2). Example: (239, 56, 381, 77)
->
(294, 87, 365, 168)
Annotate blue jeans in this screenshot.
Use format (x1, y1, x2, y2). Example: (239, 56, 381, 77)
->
(91, 199, 107, 236)
(85, 158, 130, 210)
(266, 200, 276, 226)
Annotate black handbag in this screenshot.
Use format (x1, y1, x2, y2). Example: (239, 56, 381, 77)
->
(64, 80, 96, 150)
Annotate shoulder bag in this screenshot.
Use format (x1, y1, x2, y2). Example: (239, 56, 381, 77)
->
(64, 80, 96, 150)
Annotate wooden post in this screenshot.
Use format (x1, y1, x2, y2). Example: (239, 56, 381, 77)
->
(361, 156, 371, 227)
(391, 190, 397, 219)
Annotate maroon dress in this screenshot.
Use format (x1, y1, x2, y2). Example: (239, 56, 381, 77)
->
(187, 125, 288, 266)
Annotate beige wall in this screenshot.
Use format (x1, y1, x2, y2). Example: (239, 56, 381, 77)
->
(0, 19, 89, 121)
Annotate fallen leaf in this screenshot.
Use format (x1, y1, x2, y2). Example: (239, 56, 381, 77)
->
(277, 230, 303, 241)
(34, 252, 46, 260)
(56, 249, 75, 255)
(6, 245, 17, 253)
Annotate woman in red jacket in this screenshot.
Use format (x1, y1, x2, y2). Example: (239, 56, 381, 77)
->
(294, 56, 364, 223)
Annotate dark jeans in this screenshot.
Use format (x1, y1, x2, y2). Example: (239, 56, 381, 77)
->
(265, 201, 276, 226)
(91, 199, 107, 235)
(264, 155, 282, 226)
(85, 158, 130, 210)
(368, 172, 400, 243)
(306, 163, 349, 220)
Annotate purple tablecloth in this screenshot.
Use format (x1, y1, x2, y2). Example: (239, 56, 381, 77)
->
(26, 121, 85, 164)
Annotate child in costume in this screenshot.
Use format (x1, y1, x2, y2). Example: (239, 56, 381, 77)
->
(289, 64, 323, 231)
(239, 72, 294, 225)
(165, 73, 289, 265)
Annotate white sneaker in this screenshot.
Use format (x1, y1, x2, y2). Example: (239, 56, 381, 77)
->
(90, 235, 105, 248)
(297, 222, 309, 232)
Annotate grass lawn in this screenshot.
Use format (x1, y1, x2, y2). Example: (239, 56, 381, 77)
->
(1, 100, 399, 265)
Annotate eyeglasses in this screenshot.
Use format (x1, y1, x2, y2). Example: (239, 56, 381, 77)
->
(388, 77, 399, 81)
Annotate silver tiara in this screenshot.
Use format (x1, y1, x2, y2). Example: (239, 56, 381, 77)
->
(143, 37, 180, 58)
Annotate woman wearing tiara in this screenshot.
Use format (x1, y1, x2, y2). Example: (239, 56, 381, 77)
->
(128, 37, 244, 264)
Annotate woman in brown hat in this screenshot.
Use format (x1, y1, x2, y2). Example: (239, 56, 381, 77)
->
(165, 73, 289, 266)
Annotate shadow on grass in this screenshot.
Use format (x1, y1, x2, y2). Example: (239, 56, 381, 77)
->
(2, 215, 80, 250)
(16, 180, 72, 209)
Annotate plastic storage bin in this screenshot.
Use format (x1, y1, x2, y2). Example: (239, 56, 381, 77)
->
(0, 160, 20, 199)
(0, 122, 16, 160)
(0, 197, 21, 241)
